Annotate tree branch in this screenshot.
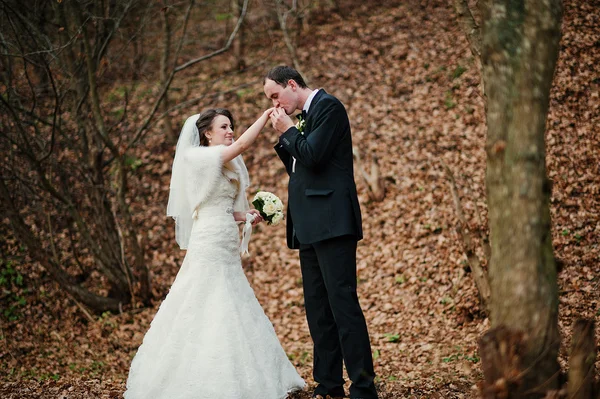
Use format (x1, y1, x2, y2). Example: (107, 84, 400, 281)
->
(174, 0, 248, 72)
(274, 0, 306, 81)
(453, 0, 485, 98)
(441, 160, 490, 311)
(454, 0, 481, 58)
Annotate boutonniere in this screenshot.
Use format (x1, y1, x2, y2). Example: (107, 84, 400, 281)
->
(295, 115, 306, 135)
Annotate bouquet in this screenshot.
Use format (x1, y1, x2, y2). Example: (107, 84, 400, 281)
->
(252, 191, 284, 225)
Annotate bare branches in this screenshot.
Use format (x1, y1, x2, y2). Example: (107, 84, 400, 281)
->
(151, 79, 261, 127)
(0, 177, 123, 313)
(128, 0, 251, 149)
(94, 0, 137, 68)
(1, 0, 264, 315)
(127, 0, 196, 149)
(0, 0, 148, 312)
(175, 0, 248, 72)
(0, 0, 88, 59)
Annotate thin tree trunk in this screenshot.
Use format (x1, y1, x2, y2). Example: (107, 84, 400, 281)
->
(482, 0, 563, 396)
(161, 1, 175, 140)
(274, 0, 306, 82)
(232, 0, 246, 70)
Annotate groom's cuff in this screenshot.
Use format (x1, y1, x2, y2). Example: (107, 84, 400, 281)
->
(279, 127, 298, 149)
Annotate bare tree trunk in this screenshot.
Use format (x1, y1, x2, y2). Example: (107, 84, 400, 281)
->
(568, 319, 596, 399)
(482, 0, 563, 396)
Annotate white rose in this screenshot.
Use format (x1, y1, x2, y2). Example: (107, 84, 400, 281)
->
(273, 198, 283, 210)
(254, 191, 267, 201)
(271, 212, 284, 225)
(263, 202, 277, 216)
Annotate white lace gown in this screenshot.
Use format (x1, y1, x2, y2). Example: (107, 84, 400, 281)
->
(124, 147, 305, 399)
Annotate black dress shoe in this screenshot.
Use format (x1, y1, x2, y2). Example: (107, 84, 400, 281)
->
(313, 385, 345, 398)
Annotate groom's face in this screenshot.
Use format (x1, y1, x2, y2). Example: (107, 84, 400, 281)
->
(263, 79, 298, 115)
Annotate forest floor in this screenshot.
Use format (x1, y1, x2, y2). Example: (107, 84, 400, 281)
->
(1, 0, 599, 398)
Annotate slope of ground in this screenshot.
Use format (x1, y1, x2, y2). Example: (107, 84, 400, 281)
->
(1, 0, 598, 398)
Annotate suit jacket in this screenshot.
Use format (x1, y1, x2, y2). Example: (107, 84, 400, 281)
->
(274, 89, 363, 249)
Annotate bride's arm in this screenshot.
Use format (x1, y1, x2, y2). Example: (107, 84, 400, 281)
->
(233, 209, 263, 225)
(221, 108, 273, 163)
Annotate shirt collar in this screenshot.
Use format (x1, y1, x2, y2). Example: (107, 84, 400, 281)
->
(303, 89, 320, 114)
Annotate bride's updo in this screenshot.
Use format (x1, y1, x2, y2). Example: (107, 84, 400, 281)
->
(195, 108, 235, 146)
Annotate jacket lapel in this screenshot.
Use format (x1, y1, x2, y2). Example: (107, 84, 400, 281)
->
(305, 89, 326, 134)
(306, 89, 327, 127)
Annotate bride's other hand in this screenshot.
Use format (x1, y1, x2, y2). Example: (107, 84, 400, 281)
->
(248, 209, 263, 226)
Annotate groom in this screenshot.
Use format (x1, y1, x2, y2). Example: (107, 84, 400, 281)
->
(264, 66, 378, 399)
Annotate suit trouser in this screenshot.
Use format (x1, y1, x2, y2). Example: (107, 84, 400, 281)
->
(299, 235, 378, 399)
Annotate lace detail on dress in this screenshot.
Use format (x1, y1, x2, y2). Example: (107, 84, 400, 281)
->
(124, 172, 305, 399)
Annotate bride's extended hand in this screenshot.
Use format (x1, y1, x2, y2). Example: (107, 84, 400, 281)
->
(264, 107, 275, 118)
(270, 107, 294, 133)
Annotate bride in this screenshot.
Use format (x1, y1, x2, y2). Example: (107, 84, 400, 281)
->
(124, 108, 305, 399)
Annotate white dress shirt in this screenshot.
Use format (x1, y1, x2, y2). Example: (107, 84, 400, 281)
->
(303, 89, 320, 114)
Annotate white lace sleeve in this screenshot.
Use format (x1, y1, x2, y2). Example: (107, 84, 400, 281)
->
(183, 145, 224, 213)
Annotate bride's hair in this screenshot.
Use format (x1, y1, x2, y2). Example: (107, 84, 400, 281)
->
(195, 108, 235, 146)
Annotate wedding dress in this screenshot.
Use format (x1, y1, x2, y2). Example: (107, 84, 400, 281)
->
(124, 145, 305, 399)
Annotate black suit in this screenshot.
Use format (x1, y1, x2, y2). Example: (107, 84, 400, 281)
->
(275, 89, 378, 399)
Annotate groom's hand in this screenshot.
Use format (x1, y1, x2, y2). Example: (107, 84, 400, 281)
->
(270, 107, 294, 133)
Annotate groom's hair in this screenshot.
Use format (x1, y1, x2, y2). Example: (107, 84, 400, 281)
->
(196, 108, 235, 147)
(264, 66, 308, 89)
